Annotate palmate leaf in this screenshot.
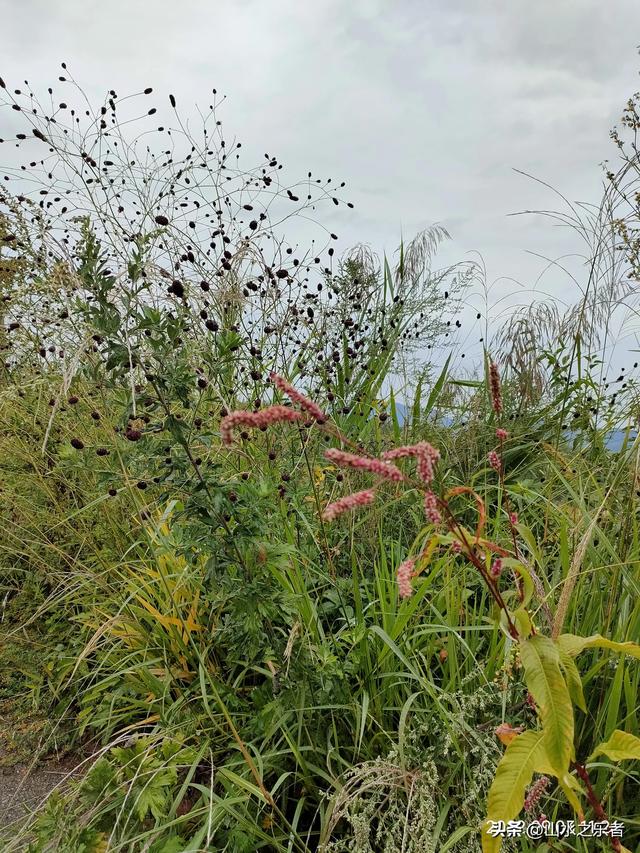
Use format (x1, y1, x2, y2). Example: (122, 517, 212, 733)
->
(557, 633, 640, 660)
(481, 730, 546, 853)
(520, 636, 574, 773)
(590, 730, 640, 762)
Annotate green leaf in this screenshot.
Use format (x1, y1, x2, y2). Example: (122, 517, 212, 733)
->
(482, 730, 545, 853)
(520, 636, 574, 773)
(512, 606, 533, 639)
(557, 647, 587, 713)
(423, 354, 451, 416)
(502, 560, 534, 609)
(590, 730, 640, 762)
(389, 387, 402, 441)
(557, 633, 640, 660)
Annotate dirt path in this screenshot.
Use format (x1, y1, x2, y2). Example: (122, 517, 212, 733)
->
(0, 756, 83, 833)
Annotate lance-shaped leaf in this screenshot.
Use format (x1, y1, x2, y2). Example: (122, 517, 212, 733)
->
(520, 635, 574, 773)
(558, 647, 587, 713)
(589, 730, 640, 763)
(481, 730, 546, 853)
(557, 634, 640, 660)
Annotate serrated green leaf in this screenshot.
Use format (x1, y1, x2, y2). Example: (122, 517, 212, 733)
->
(520, 636, 574, 773)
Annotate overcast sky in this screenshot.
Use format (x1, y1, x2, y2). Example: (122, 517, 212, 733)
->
(2, 0, 640, 370)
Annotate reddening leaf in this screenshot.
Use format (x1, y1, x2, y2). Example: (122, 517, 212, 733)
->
(494, 723, 523, 746)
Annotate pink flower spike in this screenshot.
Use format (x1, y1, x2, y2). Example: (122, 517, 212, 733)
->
(397, 557, 416, 599)
(383, 441, 440, 485)
(495, 428, 508, 440)
(424, 491, 442, 524)
(220, 405, 304, 445)
(488, 450, 501, 472)
(490, 558, 503, 578)
(321, 489, 376, 521)
(509, 511, 518, 525)
(269, 372, 327, 422)
(324, 448, 404, 482)
(489, 362, 503, 415)
(524, 776, 550, 813)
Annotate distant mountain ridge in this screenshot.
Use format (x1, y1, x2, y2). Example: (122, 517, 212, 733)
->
(389, 403, 637, 452)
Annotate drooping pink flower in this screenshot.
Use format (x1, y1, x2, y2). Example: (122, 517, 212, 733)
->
(424, 491, 442, 524)
(321, 489, 376, 521)
(488, 450, 501, 472)
(495, 428, 508, 441)
(382, 441, 441, 485)
(490, 558, 503, 578)
(450, 540, 462, 553)
(221, 405, 304, 445)
(397, 557, 416, 599)
(509, 511, 518, 525)
(489, 362, 503, 415)
(524, 776, 550, 812)
(269, 372, 326, 422)
(324, 448, 404, 482)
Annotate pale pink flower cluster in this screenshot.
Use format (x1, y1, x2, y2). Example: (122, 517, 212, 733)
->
(495, 428, 508, 440)
(321, 488, 376, 521)
(424, 491, 442, 524)
(509, 511, 518, 525)
(221, 405, 304, 445)
(382, 441, 440, 485)
(489, 362, 503, 415)
(270, 372, 326, 422)
(324, 448, 404, 482)
(450, 540, 462, 553)
(397, 557, 416, 599)
(488, 450, 501, 472)
(524, 776, 550, 812)
(490, 558, 503, 578)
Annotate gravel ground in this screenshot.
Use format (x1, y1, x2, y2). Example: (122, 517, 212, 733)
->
(0, 757, 84, 832)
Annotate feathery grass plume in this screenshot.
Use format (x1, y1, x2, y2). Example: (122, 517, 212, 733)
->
(324, 447, 404, 481)
(321, 488, 376, 521)
(270, 372, 326, 422)
(221, 405, 304, 445)
(489, 361, 503, 415)
(396, 557, 416, 599)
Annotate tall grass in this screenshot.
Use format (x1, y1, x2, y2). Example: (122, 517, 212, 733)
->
(0, 71, 638, 852)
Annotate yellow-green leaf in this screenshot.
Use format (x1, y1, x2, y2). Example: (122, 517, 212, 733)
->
(520, 636, 574, 773)
(557, 634, 640, 660)
(558, 774, 584, 820)
(557, 647, 587, 713)
(482, 730, 545, 853)
(513, 606, 533, 639)
(589, 730, 640, 763)
(502, 559, 535, 608)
